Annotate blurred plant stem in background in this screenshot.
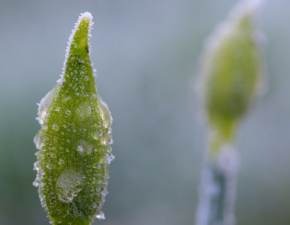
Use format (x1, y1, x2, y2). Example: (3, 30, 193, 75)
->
(196, 1, 263, 225)
(196, 142, 238, 225)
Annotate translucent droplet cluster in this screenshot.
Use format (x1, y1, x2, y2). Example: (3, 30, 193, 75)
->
(33, 12, 113, 225)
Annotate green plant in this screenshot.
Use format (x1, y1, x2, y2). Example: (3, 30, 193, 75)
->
(196, 2, 262, 225)
(33, 12, 113, 225)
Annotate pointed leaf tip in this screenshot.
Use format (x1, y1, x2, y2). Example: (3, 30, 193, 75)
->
(69, 12, 93, 51)
(61, 12, 96, 93)
(79, 11, 93, 21)
(229, 0, 263, 22)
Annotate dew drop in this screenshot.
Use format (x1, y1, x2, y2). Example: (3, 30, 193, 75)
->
(92, 130, 103, 140)
(100, 134, 112, 146)
(46, 163, 52, 170)
(99, 99, 112, 129)
(63, 96, 71, 102)
(78, 58, 84, 64)
(33, 179, 39, 187)
(95, 163, 103, 169)
(92, 203, 97, 209)
(77, 145, 84, 154)
(96, 211, 105, 220)
(78, 103, 92, 119)
(33, 161, 39, 171)
(50, 152, 56, 159)
(56, 77, 63, 84)
(106, 153, 115, 164)
(33, 168, 43, 188)
(71, 42, 78, 49)
(33, 133, 43, 150)
(52, 123, 59, 131)
(37, 87, 57, 125)
(58, 159, 65, 166)
(77, 140, 93, 154)
(101, 188, 109, 197)
(56, 169, 83, 203)
(34, 151, 40, 157)
(65, 110, 71, 117)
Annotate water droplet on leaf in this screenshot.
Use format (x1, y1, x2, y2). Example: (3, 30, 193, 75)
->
(37, 87, 57, 125)
(77, 140, 93, 154)
(56, 169, 84, 203)
(99, 99, 112, 129)
(34, 133, 43, 150)
(52, 123, 59, 131)
(96, 211, 105, 220)
(106, 153, 115, 164)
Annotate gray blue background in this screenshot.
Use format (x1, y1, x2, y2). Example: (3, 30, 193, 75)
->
(0, 0, 289, 224)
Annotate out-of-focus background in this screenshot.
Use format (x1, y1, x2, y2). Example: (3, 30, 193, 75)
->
(0, 0, 289, 224)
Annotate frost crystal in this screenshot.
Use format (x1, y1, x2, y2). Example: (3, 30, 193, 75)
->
(36, 87, 57, 125)
(107, 153, 115, 164)
(96, 211, 106, 220)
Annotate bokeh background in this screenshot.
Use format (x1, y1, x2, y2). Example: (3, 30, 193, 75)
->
(0, 0, 289, 224)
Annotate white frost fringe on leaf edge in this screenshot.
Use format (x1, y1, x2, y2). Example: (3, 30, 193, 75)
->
(58, 12, 95, 84)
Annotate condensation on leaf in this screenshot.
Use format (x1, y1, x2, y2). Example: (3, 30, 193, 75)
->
(56, 169, 84, 203)
(96, 211, 105, 220)
(77, 140, 94, 154)
(106, 153, 115, 164)
(99, 99, 112, 129)
(77, 102, 92, 120)
(37, 87, 58, 125)
(33, 132, 43, 150)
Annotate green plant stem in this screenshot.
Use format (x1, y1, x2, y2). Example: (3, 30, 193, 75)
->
(196, 145, 238, 225)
